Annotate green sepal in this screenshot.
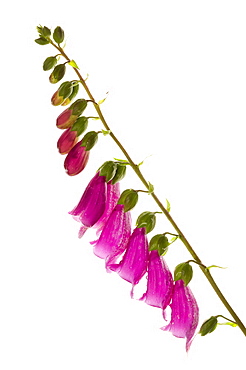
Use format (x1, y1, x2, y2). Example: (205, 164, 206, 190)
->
(61, 84, 79, 106)
(43, 56, 57, 71)
(58, 81, 73, 99)
(49, 64, 66, 83)
(71, 117, 88, 136)
(136, 212, 157, 234)
(99, 161, 117, 182)
(174, 262, 193, 286)
(81, 131, 98, 151)
(199, 316, 218, 336)
(35, 37, 50, 45)
(118, 189, 138, 212)
(53, 26, 64, 44)
(149, 234, 169, 255)
(70, 99, 87, 115)
(111, 164, 127, 184)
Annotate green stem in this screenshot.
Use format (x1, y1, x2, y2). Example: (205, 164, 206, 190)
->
(50, 40, 246, 337)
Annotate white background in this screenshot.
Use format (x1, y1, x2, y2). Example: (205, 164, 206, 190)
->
(1, 1, 246, 369)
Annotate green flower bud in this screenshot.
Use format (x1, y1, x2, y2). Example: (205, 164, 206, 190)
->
(43, 56, 58, 71)
(53, 26, 65, 44)
(71, 117, 88, 136)
(49, 64, 66, 83)
(35, 37, 50, 45)
(199, 316, 218, 336)
(118, 189, 138, 212)
(136, 212, 157, 234)
(149, 234, 169, 255)
(99, 161, 117, 182)
(111, 163, 127, 184)
(81, 131, 98, 151)
(61, 84, 79, 106)
(70, 99, 87, 115)
(42, 26, 51, 37)
(174, 262, 193, 286)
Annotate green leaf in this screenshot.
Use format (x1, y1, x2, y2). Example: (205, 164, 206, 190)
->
(113, 158, 129, 163)
(148, 182, 154, 194)
(98, 97, 107, 105)
(207, 265, 227, 270)
(68, 60, 79, 69)
(101, 129, 111, 136)
(166, 199, 171, 212)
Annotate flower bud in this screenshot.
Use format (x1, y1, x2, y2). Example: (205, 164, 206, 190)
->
(57, 128, 78, 154)
(149, 234, 169, 255)
(64, 141, 90, 176)
(43, 56, 57, 71)
(118, 189, 138, 212)
(99, 161, 117, 182)
(199, 316, 218, 336)
(53, 26, 65, 44)
(111, 163, 127, 185)
(61, 84, 79, 106)
(136, 211, 157, 234)
(56, 99, 88, 129)
(70, 117, 88, 136)
(81, 131, 98, 151)
(35, 37, 50, 45)
(51, 81, 73, 106)
(49, 64, 66, 84)
(174, 262, 193, 286)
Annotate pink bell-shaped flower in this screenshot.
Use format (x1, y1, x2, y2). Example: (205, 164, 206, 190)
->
(161, 279, 199, 351)
(92, 204, 132, 271)
(140, 250, 173, 318)
(110, 227, 149, 297)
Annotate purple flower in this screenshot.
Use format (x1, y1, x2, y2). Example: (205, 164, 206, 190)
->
(140, 250, 173, 318)
(69, 172, 107, 237)
(110, 227, 149, 297)
(161, 279, 199, 352)
(92, 204, 131, 270)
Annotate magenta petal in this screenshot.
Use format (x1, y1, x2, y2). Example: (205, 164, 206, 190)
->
(141, 250, 173, 313)
(64, 141, 90, 176)
(111, 227, 149, 289)
(93, 204, 131, 265)
(161, 279, 199, 352)
(94, 181, 120, 235)
(69, 172, 107, 229)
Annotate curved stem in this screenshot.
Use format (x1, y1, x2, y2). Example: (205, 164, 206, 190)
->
(49, 40, 246, 336)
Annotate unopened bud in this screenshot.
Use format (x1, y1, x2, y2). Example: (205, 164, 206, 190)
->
(61, 84, 79, 106)
(70, 117, 88, 136)
(43, 56, 57, 71)
(53, 26, 65, 44)
(199, 316, 218, 336)
(49, 64, 66, 84)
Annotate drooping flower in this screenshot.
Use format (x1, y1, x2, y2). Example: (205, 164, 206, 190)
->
(57, 128, 78, 154)
(140, 250, 173, 318)
(161, 279, 199, 352)
(110, 227, 149, 297)
(92, 204, 131, 271)
(64, 141, 89, 176)
(56, 99, 87, 129)
(69, 172, 120, 237)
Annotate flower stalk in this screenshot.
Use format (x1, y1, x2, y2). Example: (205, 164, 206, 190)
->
(45, 37, 246, 336)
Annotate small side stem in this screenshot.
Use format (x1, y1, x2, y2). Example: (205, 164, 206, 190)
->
(49, 40, 246, 336)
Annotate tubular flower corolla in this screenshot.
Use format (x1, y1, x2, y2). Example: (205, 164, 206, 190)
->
(110, 227, 149, 297)
(161, 279, 199, 352)
(140, 250, 173, 318)
(57, 128, 78, 154)
(92, 204, 131, 271)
